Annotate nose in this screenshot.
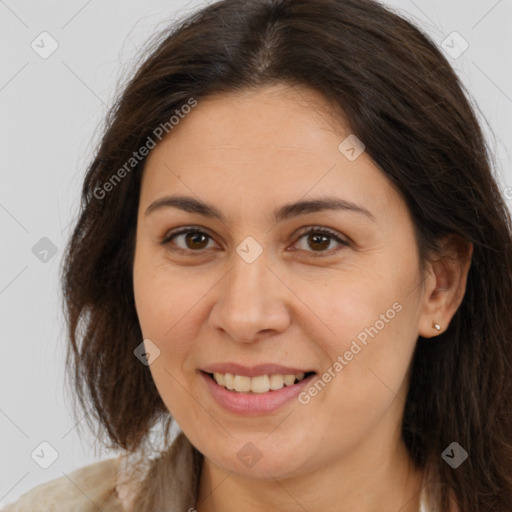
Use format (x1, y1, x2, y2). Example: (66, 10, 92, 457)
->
(208, 250, 291, 344)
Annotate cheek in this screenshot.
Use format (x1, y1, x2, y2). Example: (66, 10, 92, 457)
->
(133, 250, 212, 362)
(294, 271, 407, 352)
(132, 253, 206, 422)
(296, 259, 421, 404)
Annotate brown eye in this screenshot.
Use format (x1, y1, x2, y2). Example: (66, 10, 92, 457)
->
(305, 233, 331, 251)
(293, 227, 349, 256)
(182, 232, 210, 250)
(162, 229, 216, 253)
(161, 226, 348, 257)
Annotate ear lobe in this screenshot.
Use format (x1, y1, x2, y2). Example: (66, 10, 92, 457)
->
(418, 234, 473, 338)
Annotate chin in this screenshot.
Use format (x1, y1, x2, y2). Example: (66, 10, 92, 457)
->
(202, 439, 314, 481)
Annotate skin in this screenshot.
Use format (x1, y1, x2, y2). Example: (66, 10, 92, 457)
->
(132, 83, 472, 512)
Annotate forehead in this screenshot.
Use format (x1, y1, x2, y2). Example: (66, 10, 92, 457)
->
(140, 84, 401, 221)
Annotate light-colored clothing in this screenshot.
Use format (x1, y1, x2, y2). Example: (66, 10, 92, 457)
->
(2, 431, 441, 511)
(1, 456, 124, 512)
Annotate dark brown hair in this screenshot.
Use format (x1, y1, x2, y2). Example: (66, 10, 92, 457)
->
(61, 0, 512, 510)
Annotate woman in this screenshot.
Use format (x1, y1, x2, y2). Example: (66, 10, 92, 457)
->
(4, 0, 512, 510)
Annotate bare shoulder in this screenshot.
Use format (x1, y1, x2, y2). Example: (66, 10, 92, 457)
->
(1, 456, 125, 512)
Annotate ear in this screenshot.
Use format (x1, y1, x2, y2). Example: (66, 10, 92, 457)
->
(418, 234, 473, 338)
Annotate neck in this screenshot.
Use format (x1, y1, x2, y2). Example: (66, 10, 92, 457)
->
(196, 437, 424, 512)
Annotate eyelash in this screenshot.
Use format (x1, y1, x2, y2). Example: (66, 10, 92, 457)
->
(160, 226, 349, 258)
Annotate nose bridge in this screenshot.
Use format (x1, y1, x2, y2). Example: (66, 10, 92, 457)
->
(209, 245, 290, 342)
(229, 249, 269, 303)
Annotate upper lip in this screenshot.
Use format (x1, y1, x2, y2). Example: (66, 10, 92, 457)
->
(201, 363, 315, 377)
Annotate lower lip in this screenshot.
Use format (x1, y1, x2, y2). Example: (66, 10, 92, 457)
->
(200, 371, 316, 416)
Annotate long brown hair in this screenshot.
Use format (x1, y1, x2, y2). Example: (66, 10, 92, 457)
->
(61, 0, 512, 510)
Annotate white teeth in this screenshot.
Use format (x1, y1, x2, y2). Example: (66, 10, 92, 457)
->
(211, 372, 309, 393)
(251, 375, 270, 393)
(233, 375, 251, 392)
(269, 374, 284, 390)
(283, 374, 296, 386)
(224, 373, 234, 390)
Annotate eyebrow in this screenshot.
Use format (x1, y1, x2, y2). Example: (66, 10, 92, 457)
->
(145, 194, 376, 223)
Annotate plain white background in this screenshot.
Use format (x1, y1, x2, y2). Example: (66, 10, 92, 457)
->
(1, 0, 511, 505)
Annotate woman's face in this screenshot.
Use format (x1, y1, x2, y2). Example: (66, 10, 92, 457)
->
(133, 84, 433, 480)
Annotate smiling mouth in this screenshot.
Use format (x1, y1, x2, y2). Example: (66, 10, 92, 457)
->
(204, 371, 316, 393)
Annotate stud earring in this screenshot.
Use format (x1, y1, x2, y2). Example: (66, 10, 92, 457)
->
(432, 321, 441, 331)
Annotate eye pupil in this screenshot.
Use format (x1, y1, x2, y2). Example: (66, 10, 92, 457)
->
(186, 232, 208, 249)
(309, 233, 330, 251)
